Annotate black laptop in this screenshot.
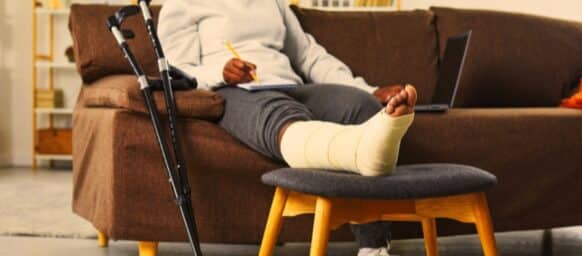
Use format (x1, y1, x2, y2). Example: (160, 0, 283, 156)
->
(414, 31, 472, 112)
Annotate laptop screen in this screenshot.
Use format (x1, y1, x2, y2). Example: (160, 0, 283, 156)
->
(432, 31, 471, 107)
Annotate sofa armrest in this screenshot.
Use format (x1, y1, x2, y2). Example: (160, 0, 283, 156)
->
(77, 75, 224, 121)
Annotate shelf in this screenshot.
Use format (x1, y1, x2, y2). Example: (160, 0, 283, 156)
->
(34, 8, 70, 15)
(32, 4, 77, 169)
(35, 55, 52, 61)
(35, 154, 73, 161)
(35, 61, 76, 69)
(304, 6, 398, 11)
(35, 108, 74, 115)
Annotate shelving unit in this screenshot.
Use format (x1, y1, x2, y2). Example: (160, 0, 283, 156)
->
(30, 1, 137, 169)
(32, 0, 78, 169)
(292, 0, 402, 10)
(36, 154, 74, 161)
(35, 61, 76, 69)
(35, 108, 74, 115)
(35, 8, 70, 15)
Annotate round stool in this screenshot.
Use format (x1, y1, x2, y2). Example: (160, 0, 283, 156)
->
(258, 163, 498, 256)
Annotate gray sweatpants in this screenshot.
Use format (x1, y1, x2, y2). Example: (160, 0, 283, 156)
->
(216, 84, 391, 248)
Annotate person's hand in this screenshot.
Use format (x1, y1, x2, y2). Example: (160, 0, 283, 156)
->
(373, 84, 407, 105)
(223, 58, 257, 86)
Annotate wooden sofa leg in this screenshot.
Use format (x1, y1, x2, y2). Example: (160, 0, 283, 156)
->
(97, 231, 108, 247)
(473, 193, 499, 256)
(259, 187, 290, 256)
(421, 218, 438, 256)
(138, 241, 159, 256)
(310, 197, 332, 256)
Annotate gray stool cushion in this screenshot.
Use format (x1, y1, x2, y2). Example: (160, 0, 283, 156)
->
(261, 164, 497, 199)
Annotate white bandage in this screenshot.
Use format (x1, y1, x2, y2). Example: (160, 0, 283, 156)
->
(280, 110, 414, 176)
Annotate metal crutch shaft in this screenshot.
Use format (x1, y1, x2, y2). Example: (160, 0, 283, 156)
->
(136, 1, 203, 254)
(107, 12, 203, 256)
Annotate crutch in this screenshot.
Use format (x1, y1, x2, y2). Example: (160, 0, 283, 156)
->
(107, 6, 204, 256)
(135, 1, 203, 254)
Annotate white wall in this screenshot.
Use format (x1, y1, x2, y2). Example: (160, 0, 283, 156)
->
(0, 1, 22, 167)
(403, 0, 582, 22)
(2, 1, 33, 167)
(0, 2, 6, 166)
(1, 0, 581, 167)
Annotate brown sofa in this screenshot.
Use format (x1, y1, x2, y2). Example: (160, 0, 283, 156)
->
(70, 5, 582, 244)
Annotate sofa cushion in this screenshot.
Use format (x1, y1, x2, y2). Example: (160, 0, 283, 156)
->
(70, 4, 440, 103)
(431, 7, 582, 107)
(292, 6, 439, 105)
(69, 4, 162, 84)
(73, 107, 358, 243)
(78, 75, 224, 121)
(73, 106, 582, 242)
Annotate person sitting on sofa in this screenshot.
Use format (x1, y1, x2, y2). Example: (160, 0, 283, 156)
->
(158, 0, 418, 255)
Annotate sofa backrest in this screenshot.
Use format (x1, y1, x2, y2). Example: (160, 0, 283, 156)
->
(432, 7, 582, 107)
(291, 6, 439, 105)
(69, 5, 582, 107)
(69, 4, 439, 104)
(69, 4, 162, 84)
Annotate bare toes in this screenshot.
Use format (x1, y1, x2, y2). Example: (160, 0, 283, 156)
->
(404, 84, 418, 107)
(386, 93, 406, 116)
(391, 104, 409, 116)
(385, 85, 418, 117)
(388, 97, 398, 107)
(395, 94, 405, 103)
(386, 104, 395, 114)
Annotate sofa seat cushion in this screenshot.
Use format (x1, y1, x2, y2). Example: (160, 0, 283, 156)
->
(73, 107, 353, 243)
(73, 105, 582, 242)
(431, 7, 582, 107)
(292, 6, 439, 105)
(79, 75, 224, 121)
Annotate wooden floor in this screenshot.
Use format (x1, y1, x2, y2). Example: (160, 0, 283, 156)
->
(2, 231, 582, 256)
(1, 167, 581, 256)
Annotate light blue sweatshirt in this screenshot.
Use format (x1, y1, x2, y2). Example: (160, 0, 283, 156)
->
(158, 0, 376, 93)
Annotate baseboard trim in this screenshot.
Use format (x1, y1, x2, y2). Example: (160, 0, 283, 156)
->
(10, 154, 73, 169)
(10, 154, 31, 168)
(0, 153, 10, 168)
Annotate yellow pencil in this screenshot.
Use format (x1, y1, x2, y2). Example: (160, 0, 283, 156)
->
(224, 40, 260, 82)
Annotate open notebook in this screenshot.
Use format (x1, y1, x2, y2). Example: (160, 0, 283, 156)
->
(237, 78, 298, 92)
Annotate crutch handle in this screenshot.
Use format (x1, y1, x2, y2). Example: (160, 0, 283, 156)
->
(149, 78, 195, 91)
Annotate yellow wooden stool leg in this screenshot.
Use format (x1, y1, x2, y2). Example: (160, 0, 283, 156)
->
(259, 188, 290, 256)
(138, 241, 159, 256)
(473, 193, 499, 256)
(97, 231, 108, 247)
(310, 197, 332, 256)
(421, 218, 438, 256)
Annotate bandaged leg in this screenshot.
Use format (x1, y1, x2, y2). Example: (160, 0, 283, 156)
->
(280, 110, 414, 176)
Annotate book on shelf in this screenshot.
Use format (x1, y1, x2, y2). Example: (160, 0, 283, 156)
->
(354, 0, 394, 6)
(35, 89, 63, 108)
